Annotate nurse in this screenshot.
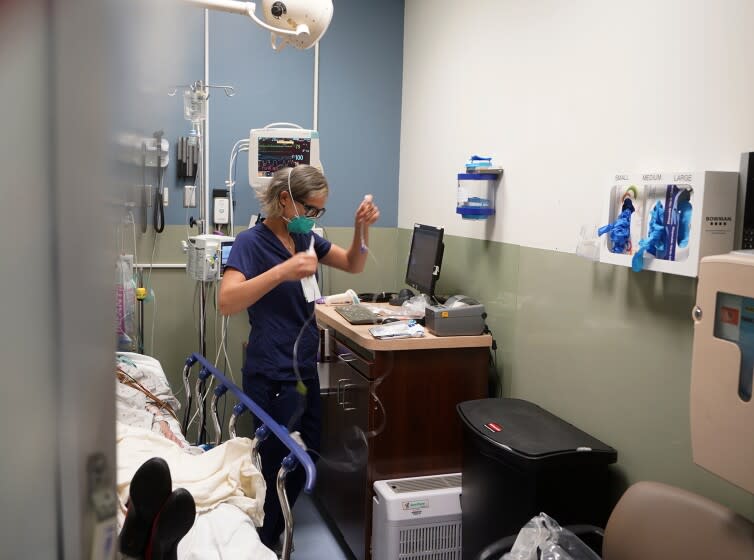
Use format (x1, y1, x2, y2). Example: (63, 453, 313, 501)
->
(218, 164, 379, 549)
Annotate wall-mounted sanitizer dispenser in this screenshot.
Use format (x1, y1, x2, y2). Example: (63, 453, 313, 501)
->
(691, 252, 754, 493)
(599, 171, 738, 276)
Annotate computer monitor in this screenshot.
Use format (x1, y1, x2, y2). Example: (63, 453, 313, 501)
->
(219, 240, 234, 277)
(405, 223, 444, 297)
(248, 127, 322, 190)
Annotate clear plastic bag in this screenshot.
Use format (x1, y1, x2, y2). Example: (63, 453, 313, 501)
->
(400, 293, 432, 317)
(116, 255, 136, 351)
(503, 513, 600, 560)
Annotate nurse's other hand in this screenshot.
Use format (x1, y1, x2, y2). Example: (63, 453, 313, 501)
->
(355, 194, 379, 227)
(281, 251, 318, 281)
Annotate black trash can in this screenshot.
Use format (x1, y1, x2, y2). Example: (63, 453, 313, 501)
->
(457, 398, 617, 560)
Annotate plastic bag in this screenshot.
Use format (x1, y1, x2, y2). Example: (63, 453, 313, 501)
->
(400, 294, 431, 318)
(503, 513, 600, 560)
(116, 254, 136, 351)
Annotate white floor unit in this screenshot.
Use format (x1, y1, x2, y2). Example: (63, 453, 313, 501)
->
(372, 473, 462, 560)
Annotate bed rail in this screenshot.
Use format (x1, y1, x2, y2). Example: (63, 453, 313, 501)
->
(182, 353, 316, 560)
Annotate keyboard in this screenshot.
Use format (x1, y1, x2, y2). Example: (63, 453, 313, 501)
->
(334, 304, 379, 325)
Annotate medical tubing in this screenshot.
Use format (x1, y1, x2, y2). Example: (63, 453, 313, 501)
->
(359, 222, 367, 254)
(116, 368, 178, 422)
(224, 318, 234, 381)
(289, 308, 318, 431)
(181, 359, 194, 434)
(153, 165, 165, 233)
(187, 353, 317, 493)
(153, 190, 165, 233)
(145, 233, 160, 355)
(129, 212, 139, 269)
(195, 370, 209, 443)
(141, 147, 148, 233)
(227, 139, 249, 233)
(188, 373, 214, 443)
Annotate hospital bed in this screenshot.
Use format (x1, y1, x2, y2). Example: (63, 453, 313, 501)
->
(116, 351, 316, 560)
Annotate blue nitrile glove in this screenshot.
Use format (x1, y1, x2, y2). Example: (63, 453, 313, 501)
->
(598, 198, 634, 254)
(677, 199, 693, 248)
(632, 201, 666, 272)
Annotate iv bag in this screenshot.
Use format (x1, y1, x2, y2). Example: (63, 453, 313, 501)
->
(183, 88, 208, 123)
(116, 255, 136, 351)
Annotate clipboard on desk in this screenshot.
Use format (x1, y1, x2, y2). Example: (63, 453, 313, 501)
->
(368, 320, 425, 339)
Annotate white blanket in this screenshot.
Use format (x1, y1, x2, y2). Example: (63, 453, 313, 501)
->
(116, 422, 266, 525)
(177, 504, 277, 560)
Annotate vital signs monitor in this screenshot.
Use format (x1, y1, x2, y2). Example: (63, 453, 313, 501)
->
(249, 127, 322, 190)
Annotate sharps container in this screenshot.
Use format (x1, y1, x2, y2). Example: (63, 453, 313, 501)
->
(457, 398, 617, 560)
(456, 173, 498, 220)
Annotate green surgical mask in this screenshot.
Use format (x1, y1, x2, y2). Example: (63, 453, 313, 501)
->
(284, 167, 315, 234)
(286, 215, 315, 234)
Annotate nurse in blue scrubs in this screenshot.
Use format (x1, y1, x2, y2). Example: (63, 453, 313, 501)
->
(218, 164, 378, 549)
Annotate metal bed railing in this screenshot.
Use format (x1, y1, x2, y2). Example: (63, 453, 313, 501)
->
(181, 353, 316, 560)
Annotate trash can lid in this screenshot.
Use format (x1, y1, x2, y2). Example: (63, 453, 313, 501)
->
(457, 398, 617, 464)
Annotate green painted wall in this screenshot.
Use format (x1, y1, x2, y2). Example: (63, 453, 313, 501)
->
(396, 228, 754, 521)
(131, 226, 753, 520)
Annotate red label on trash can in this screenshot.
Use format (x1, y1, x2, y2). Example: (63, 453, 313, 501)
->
(485, 422, 502, 433)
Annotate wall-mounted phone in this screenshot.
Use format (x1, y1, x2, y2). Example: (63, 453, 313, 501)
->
(737, 152, 754, 249)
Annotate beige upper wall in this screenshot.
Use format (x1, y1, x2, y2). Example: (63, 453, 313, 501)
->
(399, 0, 754, 251)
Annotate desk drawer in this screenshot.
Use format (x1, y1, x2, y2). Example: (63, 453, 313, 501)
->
(333, 340, 373, 378)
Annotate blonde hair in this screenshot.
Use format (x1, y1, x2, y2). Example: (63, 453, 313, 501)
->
(256, 165, 329, 218)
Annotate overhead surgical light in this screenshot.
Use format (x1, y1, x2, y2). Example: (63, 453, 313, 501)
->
(184, 0, 333, 50)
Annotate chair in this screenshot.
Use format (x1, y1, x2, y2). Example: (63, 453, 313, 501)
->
(476, 480, 754, 560)
(602, 481, 754, 560)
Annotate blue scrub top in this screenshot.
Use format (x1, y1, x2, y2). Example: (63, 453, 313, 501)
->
(225, 223, 332, 382)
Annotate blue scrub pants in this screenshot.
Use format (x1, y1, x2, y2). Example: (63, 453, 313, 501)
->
(243, 374, 321, 549)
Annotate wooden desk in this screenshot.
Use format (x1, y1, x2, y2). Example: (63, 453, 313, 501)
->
(314, 304, 492, 560)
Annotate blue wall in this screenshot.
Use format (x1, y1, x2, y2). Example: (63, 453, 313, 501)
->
(159, 0, 404, 228)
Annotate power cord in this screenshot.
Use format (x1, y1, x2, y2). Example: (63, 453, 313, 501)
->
(483, 322, 501, 397)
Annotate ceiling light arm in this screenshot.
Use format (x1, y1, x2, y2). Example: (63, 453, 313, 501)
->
(183, 0, 310, 37)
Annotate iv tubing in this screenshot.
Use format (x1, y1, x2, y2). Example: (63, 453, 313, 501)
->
(313, 42, 319, 131)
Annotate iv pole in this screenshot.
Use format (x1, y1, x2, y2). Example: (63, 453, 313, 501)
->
(197, 7, 211, 444)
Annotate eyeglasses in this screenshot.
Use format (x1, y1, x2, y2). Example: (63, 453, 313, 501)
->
(295, 199, 326, 219)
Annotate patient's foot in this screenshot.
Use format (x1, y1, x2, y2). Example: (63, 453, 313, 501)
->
(145, 488, 196, 560)
(119, 457, 172, 557)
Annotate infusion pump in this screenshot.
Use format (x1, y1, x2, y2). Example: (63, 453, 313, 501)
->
(184, 234, 235, 281)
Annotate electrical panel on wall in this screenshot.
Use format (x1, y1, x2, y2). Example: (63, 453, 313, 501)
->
(598, 171, 739, 277)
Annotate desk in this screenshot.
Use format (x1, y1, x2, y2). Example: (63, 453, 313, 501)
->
(314, 304, 492, 560)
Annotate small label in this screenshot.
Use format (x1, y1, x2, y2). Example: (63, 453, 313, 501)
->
(485, 422, 502, 432)
(441, 311, 449, 318)
(402, 499, 429, 510)
(721, 306, 740, 326)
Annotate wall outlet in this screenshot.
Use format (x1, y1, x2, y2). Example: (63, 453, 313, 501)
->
(184, 185, 196, 208)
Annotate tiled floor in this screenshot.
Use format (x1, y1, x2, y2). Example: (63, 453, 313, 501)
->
(291, 493, 353, 560)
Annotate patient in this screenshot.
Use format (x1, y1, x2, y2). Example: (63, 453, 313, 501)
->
(115, 352, 276, 560)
